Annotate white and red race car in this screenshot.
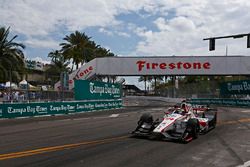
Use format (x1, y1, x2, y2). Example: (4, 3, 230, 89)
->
(132, 103, 217, 143)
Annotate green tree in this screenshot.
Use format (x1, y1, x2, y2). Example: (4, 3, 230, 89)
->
(46, 50, 70, 85)
(60, 31, 117, 73)
(138, 76, 153, 94)
(0, 26, 25, 82)
(60, 31, 94, 71)
(152, 76, 164, 94)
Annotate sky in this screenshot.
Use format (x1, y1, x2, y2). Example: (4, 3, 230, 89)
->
(1, 0, 250, 88)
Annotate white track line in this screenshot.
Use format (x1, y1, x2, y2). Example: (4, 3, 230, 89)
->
(109, 114, 120, 118)
(241, 110, 250, 113)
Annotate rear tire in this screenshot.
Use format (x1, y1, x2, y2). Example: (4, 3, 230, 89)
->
(212, 112, 217, 128)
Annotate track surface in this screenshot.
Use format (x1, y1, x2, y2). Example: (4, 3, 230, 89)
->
(0, 97, 250, 167)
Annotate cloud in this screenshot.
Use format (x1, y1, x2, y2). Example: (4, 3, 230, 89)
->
(99, 28, 113, 36)
(0, 0, 115, 36)
(30, 57, 51, 64)
(134, 0, 250, 56)
(24, 38, 59, 49)
(0, 0, 154, 37)
(116, 31, 130, 38)
(99, 27, 130, 38)
(1, 0, 250, 59)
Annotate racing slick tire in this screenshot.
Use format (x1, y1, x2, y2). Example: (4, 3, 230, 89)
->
(188, 118, 200, 139)
(138, 113, 154, 124)
(182, 118, 199, 143)
(132, 113, 154, 134)
(211, 112, 217, 128)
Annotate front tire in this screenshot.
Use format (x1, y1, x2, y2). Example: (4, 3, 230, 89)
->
(187, 118, 199, 139)
(139, 113, 154, 124)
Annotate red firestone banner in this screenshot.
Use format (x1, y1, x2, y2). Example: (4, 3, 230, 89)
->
(95, 56, 250, 76)
(55, 56, 250, 90)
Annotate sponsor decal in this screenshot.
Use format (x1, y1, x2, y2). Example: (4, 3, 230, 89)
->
(0, 100, 122, 118)
(136, 60, 211, 71)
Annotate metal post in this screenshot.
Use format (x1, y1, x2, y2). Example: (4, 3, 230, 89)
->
(172, 76, 175, 98)
(9, 67, 12, 103)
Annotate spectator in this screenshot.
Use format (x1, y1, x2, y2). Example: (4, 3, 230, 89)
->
(14, 91, 19, 102)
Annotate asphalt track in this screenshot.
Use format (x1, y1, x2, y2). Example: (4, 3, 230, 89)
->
(0, 97, 250, 167)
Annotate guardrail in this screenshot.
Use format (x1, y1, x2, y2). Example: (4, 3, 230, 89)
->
(0, 99, 122, 119)
(188, 98, 250, 107)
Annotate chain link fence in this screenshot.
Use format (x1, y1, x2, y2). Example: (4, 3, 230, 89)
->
(0, 89, 74, 103)
(155, 80, 221, 99)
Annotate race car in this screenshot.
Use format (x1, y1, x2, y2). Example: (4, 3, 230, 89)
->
(131, 103, 217, 143)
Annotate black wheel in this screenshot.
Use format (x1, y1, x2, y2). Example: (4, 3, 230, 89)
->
(181, 130, 190, 143)
(133, 113, 153, 134)
(139, 113, 153, 124)
(212, 112, 217, 128)
(181, 119, 199, 143)
(187, 118, 199, 139)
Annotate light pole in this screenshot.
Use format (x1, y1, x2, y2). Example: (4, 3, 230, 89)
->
(9, 65, 12, 103)
(204, 33, 250, 51)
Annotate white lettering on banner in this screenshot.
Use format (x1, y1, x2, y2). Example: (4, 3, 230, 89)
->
(76, 104, 84, 110)
(36, 106, 48, 114)
(90, 82, 105, 95)
(243, 81, 250, 90)
(76, 104, 95, 109)
(89, 82, 120, 96)
(227, 82, 250, 92)
(85, 104, 94, 109)
(8, 107, 26, 114)
(27, 106, 36, 113)
(7, 106, 37, 115)
(67, 105, 75, 111)
(50, 105, 68, 112)
(227, 83, 243, 92)
(7, 106, 49, 115)
(95, 103, 107, 108)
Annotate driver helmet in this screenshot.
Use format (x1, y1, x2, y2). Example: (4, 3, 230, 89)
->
(181, 103, 189, 115)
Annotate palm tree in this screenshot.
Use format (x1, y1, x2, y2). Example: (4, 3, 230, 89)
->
(60, 31, 94, 70)
(138, 76, 153, 95)
(152, 76, 164, 94)
(48, 50, 62, 63)
(0, 26, 25, 82)
(46, 50, 70, 85)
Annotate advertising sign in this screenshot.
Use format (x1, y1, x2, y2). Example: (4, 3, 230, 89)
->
(0, 100, 122, 119)
(74, 80, 122, 100)
(55, 56, 250, 90)
(96, 56, 250, 76)
(189, 98, 250, 107)
(54, 59, 96, 91)
(220, 80, 250, 95)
